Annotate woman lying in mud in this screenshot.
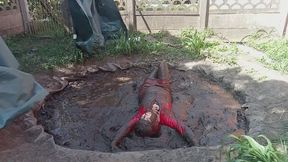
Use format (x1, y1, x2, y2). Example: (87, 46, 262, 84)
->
(111, 61, 197, 150)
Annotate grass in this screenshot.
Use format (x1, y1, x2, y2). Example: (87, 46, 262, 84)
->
(106, 29, 239, 64)
(5, 28, 239, 73)
(227, 135, 288, 162)
(180, 29, 238, 64)
(245, 30, 288, 73)
(5, 31, 83, 73)
(181, 28, 212, 57)
(105, 32, 165, 56)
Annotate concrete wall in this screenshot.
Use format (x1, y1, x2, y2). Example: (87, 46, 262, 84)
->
(118, 0, 288, 41)
(1, 0, 286, 39)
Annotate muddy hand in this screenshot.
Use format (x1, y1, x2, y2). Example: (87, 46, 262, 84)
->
(183, 126, 198, 146)
(111, 141, 122, 152)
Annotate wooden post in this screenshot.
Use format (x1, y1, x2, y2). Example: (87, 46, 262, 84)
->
(18, 0, 31, 33)
(126, 0, 136, 31)
(199, 0, 210, 29)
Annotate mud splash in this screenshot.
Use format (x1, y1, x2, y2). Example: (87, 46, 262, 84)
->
(37, 66, 248, 152)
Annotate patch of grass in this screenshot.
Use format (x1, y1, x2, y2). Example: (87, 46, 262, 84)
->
(180, 28, 239, 64)
(5, 33, 83, 73)
(180, 29, 212, 58)
(227, 135, 287, 162)
(151, 30, 171, 41)
(204, 42, 238, 65)
(105, 32, 165, 56)
(5, 28, 239, 73)
(106, 29, 239, 65)
(245, 30, 288, 73)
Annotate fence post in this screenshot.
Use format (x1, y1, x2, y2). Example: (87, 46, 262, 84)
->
(279, 0, 288, 37)
(199, 0, 210, 29)
(18, 0, 31, 33)
(126, 0, 136, 31)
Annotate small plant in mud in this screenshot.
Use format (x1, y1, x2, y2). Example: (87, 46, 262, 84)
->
(227, 135, 287, 162)
(244, 30, 288, 73)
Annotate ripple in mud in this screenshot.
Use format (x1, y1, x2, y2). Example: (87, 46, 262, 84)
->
(37, 67, 248, 152)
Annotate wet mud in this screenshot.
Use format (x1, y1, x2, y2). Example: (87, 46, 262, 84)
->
(37, 66, 248, 152)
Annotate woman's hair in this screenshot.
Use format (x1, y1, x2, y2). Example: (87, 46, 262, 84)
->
(135, 112, 160, 137)
(135, 119, 152, 137)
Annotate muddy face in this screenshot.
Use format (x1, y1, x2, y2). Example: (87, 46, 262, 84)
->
(37, 67, 247, 152)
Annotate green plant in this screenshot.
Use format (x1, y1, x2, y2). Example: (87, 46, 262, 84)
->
(106, 32, 164, 56)
(227, 135, 286, 162)
(205, 42, 238, 65)
(181, 29, 211, 57)
(244, 30, 288, 73)
(257, 39, 288, 72)
(179, 28, 238, 64)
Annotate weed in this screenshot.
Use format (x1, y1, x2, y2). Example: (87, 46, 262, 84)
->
(180, 29, 210, 57)
(245, 30, 288, 73)
(227, 135, 287, 162)
(180, 28, 239, 64)
(205, 42, 238, 65)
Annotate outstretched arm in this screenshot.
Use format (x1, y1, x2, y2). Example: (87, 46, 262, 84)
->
(160, 113, 197, 146)
(182, 125, 197, 146)
(111, 108, 145, 150)
(111, 120, 138, 149)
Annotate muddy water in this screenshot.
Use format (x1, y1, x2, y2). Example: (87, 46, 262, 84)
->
(37, 67, 246, 152)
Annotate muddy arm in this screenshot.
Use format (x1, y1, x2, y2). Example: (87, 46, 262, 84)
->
(182, 125, 197, 146)
(111, 122, 135, 149)
(111, 112, 142, 149)
(160, 114, 197, 146)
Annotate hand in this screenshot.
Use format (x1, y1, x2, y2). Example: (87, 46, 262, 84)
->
(152, 103, 160, 115)
(111, 140, 122, 152)
(183, 126, 198, 146)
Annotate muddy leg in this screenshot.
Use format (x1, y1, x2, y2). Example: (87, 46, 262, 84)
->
(158, 61, 170, 81)
(148, 67, 158, 79)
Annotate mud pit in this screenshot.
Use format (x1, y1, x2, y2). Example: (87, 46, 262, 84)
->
(37, 65, 248, 152)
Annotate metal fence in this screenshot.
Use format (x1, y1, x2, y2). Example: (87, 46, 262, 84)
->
(26, 0, 67, 34)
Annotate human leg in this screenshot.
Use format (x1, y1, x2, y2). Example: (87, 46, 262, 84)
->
(158, 61, 170, 81)
(148, 67, 158, 79)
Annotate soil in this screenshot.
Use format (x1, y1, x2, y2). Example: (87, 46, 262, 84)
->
(36, 64, 247, 152)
